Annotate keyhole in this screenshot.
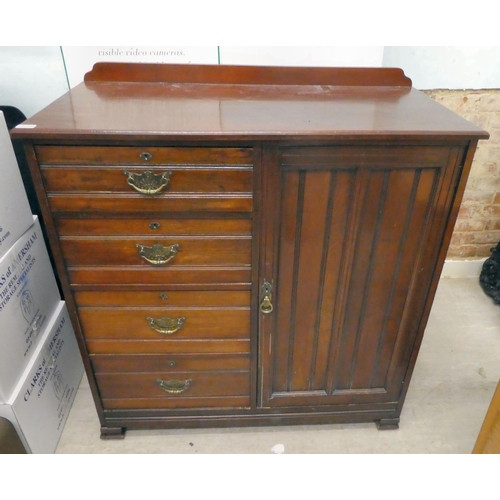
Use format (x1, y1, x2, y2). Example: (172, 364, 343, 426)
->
(149, 222, 160, 230)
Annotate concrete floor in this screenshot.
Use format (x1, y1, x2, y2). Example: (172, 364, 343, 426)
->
(55, 278, 500, 454)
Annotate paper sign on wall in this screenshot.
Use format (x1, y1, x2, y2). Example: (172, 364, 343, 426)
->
(61, 46, 219, 88)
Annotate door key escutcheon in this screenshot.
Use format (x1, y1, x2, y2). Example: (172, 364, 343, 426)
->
(260, 280, 274, 314)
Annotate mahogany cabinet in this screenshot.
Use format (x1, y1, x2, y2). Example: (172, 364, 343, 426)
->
(11, 63, 488, 438)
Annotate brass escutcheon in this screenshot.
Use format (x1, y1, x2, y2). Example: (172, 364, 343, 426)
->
(147, 316, 185, 335)
(260, 280, 274, 314)
(157, 378, 192, 395)
(136, 243, 179, 265)
(124, 170, 171, 195)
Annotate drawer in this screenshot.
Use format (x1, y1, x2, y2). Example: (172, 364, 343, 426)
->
(96, 371, 251, 401)
(35, 146, 253, 166)
(86, 338, 250, 355)
(91, 353, 250, 373)
(38, 146, 253, 214)
(91, 354, 250, 373)
(78, 307, 250, 340)
(59, 236, 252, 266)
(73, 290, 251, 308)
(67, 266, 252, 286)
(42, 167, 252, 194)
(46, 193, 252, 214)
(56, 218, 252, 237)
(101, 395, 251, 410)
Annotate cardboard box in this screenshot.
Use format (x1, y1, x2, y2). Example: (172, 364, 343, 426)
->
(0, 216, 61, 402)
(0, 301, 84, 453)
(0, 111, 34, 259)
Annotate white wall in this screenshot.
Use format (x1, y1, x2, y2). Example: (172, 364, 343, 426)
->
(218, 47, 384, 67)
(383, 46, 500, 90)
(1, 47, 500, 120)
(0, 47, 68, 119)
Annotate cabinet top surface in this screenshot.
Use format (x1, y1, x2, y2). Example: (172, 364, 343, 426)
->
(11, 63, 489, 142)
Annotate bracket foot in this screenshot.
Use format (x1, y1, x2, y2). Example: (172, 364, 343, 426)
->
(376, 418, 400, 430)
(100, 426, 126, 439)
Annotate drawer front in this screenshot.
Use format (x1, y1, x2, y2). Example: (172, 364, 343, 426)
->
(93, 351, 252, 410)
(36, 146, 253, 165)
(86, 338, 250, 355)
(73, 290, 251, 308)
(68, 266, 252, 286)
(101, 396, 251, 410)
(46, 195, 253, 213)
(56, 218, 252, 237)
(42, 167, 252, 194)
(37, 146, 253, 213)
(79, 307, 250, 340)
(96, 371, 251, 405)
(96, 371, 251, 409)
(91, 353, 250, 373)
(59, 236, 252, 267)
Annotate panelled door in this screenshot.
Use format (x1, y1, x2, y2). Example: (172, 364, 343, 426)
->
(259, 145, 465, 409)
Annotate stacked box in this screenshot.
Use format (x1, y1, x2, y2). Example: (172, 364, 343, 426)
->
(0, 301, 84, 453)
(0, 112, 81, 453)
(0, 112, 34, 259)
(0, 216, 61, 402)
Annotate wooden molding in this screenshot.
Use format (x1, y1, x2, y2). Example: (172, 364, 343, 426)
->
(84, 62, 413, 87)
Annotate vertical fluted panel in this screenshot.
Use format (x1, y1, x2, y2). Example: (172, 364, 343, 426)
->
(273, 168, 357, 392)
(271, 165, 440, 395)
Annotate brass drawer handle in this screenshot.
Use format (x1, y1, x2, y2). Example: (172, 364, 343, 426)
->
(124, 170, 171, 194)
(157, 378, 192, 395)
(147, 316, 185, 335)
(136, 243, 179, 265)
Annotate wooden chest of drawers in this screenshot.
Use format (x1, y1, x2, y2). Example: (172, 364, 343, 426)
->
(12, 63, 488, 438)
(36, 141, 256, 430)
